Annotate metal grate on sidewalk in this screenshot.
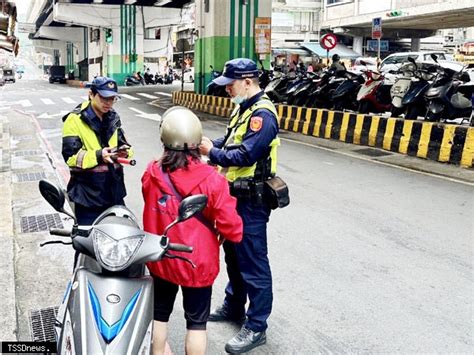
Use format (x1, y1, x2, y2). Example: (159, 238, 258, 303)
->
(29, 306, 58, 342)
(20, 213, 64, 233)
(14, 172, 47, 183)
(14, 149, 44, 157)
(11, 135, 33, 141)
(354, 148, 393, 157)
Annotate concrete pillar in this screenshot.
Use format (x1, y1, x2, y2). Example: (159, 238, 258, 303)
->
(195, 0, 272, 94)
(59, 46, 67, 66)
(411, 38, 421, 51)
(353, 36, 363, 55)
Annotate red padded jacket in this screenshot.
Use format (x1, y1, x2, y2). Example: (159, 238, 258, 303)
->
(142, 159, 243, 287)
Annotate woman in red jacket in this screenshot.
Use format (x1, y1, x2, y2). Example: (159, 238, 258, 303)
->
(142, 106, 243, 355)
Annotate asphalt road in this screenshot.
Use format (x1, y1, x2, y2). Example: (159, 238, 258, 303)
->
(1, 76, 473, 354)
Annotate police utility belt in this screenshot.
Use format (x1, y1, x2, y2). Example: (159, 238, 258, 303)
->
(225, 146, 289, 210)
(229, 176, 289, 209)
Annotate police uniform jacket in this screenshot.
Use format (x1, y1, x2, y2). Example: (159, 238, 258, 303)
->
(209, 91, 280, 182)
(62, 101, 131, 208)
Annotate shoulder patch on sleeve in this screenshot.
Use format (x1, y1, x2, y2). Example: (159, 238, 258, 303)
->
(249, 116, 263, 132)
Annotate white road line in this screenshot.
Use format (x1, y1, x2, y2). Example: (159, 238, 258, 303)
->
(120, 94, 140, 101)
(62, 97, 76, 104)
(18, 100, 32, 107)
(81, 96, 89, 100)
(137, 93, 158, 99)
(41, 98, 54, 105)
(154, 92, 172, 97)
(129, 107, 161, 122)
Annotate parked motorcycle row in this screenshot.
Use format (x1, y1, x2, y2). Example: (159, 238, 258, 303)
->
(208, 56, 474, 126)
(124, 71, 173, 86)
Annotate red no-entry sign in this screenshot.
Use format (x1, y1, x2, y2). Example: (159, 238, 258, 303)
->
(320, 33, 337, 50)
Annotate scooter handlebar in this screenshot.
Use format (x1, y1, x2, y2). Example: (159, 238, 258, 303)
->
(49, 228, 72, 236)
(168, 243, 193, 253)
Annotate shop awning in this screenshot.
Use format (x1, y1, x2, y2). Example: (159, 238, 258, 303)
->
(272, 47, 312, 56)
(300, 42, 360, 58)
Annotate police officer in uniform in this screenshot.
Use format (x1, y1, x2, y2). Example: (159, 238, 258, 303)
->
(62, 76, 132, 226)
(199, 58, 280, 354)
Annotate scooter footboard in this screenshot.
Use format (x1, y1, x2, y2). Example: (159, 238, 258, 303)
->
(58, 269, 154, 355)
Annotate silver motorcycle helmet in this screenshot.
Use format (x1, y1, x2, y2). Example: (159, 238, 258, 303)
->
(160, 106, 202, 150)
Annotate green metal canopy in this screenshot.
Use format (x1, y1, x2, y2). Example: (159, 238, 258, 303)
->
(300, 42, 360, 58)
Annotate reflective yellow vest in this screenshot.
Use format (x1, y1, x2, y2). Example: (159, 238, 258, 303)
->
(62, 101, 133, 170)
(223, 96, 280, 182)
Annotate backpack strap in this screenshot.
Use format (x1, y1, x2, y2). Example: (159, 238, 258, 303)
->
(160, 168, 217, 233)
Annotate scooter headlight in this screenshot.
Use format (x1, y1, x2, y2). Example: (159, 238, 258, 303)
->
(420, 72, 433, 81)
(92, 229, 144, 271)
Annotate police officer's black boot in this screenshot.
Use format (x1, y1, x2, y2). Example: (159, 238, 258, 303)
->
(208, 305, 246, 325)
(224, 325, 266, 354)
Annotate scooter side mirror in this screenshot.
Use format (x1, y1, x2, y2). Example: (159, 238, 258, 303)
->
(39, 180, 65, 212)
(177, 195, 208, 222)
(163, 195, 208, 236)
(38, 180, 77, 223)
(460, 72, 471, 83)
(209, 65, 214, 70)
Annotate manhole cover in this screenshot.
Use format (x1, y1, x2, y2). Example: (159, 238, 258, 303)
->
(11, 135, 33, 141)
(14, 172, 47, 183)
(354, 148, 392, 157)
(29, 306, 58, 342)
(14, 150, 43, 157)
(20, 213, 64, 233)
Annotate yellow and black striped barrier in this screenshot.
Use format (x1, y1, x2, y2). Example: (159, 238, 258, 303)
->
(172, 91, 474, 168)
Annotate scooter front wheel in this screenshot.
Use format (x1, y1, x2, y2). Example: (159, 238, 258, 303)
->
(405, 105, 423, 120)
(425, 111, 442, 122)
(390, 106, 404, 118)
(358, 101, 371, 114)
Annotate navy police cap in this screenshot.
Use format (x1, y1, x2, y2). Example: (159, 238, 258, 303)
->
(212, 58, 259, 86)
(91, 76, 119, 98)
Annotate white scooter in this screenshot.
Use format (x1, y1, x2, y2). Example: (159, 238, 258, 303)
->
(38, 180, 207, 354)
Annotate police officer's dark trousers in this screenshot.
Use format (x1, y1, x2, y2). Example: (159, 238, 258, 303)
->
(222, 199, 272, 332)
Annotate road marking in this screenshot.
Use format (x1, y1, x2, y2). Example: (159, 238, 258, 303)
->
(81, 96, 89, 100)
(18, 100, 32, 107)
(211, 120, 473, 187)
(37, 111, 69, 119)
(121, 94, 140, 101)
(137, 93, 158, 99)
(41, 98, 54, 105)
(62, 97, 76, 104)
(129, 107, 161, 122)
(154, 92, 172, 97)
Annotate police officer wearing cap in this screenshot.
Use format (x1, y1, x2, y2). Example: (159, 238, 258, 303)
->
(62, 76, 133, 228)
(199, 58, 280, 354)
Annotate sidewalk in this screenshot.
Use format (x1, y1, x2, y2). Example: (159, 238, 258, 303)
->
(0, 110, 73, 342)
(0, 114, 16, 341)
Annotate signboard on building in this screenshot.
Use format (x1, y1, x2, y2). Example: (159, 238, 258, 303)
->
(255, 17, 271, 54)
(372, 17, 382, 39)
(367, 40, 389, 52)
